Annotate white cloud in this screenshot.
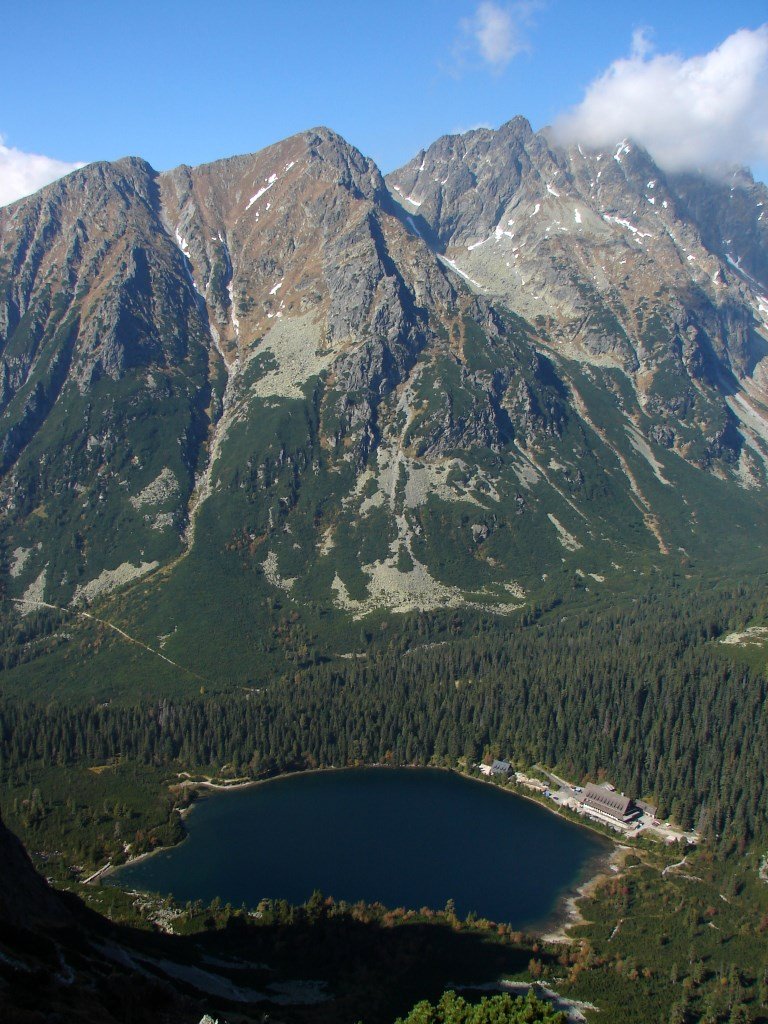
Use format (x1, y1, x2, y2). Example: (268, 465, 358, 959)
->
(459, 2, 539, 72)
(553, 25, 768, 173)
(628, 26, 654, 62)
(0, 136, 85, 207)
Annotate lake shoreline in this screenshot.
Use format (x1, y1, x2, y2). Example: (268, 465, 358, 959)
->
(105, 763, 617, 940)
(538, 843, 629, 943)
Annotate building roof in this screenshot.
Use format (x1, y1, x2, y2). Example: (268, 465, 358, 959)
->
(582, 783, 634, 819)
(491, 759, 511, 772)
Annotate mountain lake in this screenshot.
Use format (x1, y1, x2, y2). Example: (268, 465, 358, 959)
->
(111, 767, 611, 930)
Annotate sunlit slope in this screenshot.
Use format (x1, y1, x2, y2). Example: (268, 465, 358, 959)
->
(1, 120, 767, 693)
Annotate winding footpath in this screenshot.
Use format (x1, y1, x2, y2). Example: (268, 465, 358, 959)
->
(10, 597, 205, 682)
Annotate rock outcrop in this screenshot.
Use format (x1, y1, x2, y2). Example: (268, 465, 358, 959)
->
(0, 119, 766, 672)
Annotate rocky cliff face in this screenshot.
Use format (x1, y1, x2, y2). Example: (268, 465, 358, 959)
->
(1, 120, 767, 688)
(0, 156, 214, 611)
(0, 128, 464, 612)
(157, 128, 463, 480)
(387, 118, 768, 479)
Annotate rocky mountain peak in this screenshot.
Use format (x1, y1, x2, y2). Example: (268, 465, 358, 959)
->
(1, 119, 767, 646)
(157, 124, 437, 361)
(387, 119, 768, 481)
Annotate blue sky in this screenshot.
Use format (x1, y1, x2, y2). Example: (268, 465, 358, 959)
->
(1, 1, 767, 203)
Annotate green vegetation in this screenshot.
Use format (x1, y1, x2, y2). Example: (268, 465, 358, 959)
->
(3, 572, 768, 877)
(4, 566, 768, 1023)
(0, 759, 189, 872)
(394, 990, 565, 1024)
(3, 113, 768, 1024)
(3, 286, 768, 709)
(83, 886, 565, 1024)
(1, 286, 767, 1023)
(562, 847, 768, 1024)
(66, 845, 768, 1024)
(3, 537, 768, 1024)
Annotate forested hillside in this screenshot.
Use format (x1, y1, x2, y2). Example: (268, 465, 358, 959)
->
(3, 572, 767, 877)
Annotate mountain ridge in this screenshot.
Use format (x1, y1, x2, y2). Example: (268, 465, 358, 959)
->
(1, 116, 767, 692)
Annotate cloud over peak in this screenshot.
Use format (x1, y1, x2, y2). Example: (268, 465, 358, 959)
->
(553, 25, 768, 174)
(0, 137, 85, 207)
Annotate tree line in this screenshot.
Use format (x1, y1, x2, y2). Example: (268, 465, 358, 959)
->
(2, 573, 767, 849)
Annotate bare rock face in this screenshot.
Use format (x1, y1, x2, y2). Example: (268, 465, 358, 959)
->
(0, 119, 767, 641)
(0, 128, 465, 606)
(157, 127, 457, 360)
(0, 814, 226, 1023)
(670, 166, 768, 288)
(0, 157, 208, 391)
(387, 120, 768, 473)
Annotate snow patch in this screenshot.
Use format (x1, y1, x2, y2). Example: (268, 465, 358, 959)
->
(175, 232, 192, 260)
(603, 214, 652, 239)
(226, 282, 240, 338)
(246, 173, 278, 210)
(174, 231, 201, 293)
(440, 256, 483, 290)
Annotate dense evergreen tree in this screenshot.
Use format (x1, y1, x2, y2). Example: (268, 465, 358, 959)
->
(2, 574, 767, 847)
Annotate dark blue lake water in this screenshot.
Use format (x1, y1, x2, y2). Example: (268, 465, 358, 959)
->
(112, 767, 610, 929)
